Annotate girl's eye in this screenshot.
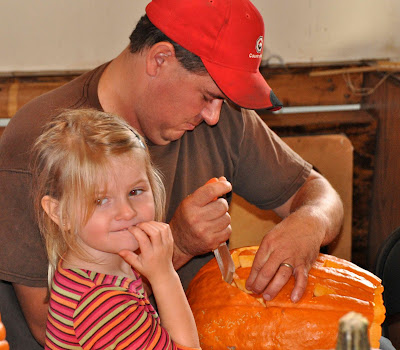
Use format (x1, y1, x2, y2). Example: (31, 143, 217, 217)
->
(129, 189, 143, 197)
(96, 198, 108, 206)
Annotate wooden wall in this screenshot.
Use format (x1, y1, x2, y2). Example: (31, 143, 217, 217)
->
(258, 66, 377, 269)
(1, 65, 397, 271)
(363, 73, 400, 268)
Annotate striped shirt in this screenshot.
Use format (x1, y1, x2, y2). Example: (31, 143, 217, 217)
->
(45, 262, 199, 350)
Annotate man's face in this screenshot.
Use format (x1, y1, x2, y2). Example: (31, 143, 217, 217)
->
(135, 59, 226, 145)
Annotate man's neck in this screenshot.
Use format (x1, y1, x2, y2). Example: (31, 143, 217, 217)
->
(98, 47, 143, 133)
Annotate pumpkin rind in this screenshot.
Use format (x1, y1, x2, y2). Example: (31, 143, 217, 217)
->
(0, 314, 9, 350)
(186, 246, 385, 350)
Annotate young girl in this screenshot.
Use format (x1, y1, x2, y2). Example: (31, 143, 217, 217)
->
(31, 109, 200, 350)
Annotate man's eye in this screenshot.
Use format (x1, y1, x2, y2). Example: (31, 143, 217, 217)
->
(129, 189, 143, 197)
(96, 198, 108, 206)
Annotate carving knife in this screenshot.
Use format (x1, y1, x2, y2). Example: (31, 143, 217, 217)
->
(213, 242, 235, 284)
(206, 178, 235, 284)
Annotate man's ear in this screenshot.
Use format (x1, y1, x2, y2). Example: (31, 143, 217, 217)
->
(146, 42, 175, 77)
(41, 195, 64, 228)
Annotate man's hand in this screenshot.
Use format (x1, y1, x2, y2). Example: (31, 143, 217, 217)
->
(169, 177, 232, 269)
(245, 170, 344, 303)
(245, 213, 320, 303)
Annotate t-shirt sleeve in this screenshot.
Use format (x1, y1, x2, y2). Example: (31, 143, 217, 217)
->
(233, 109, 312, 210)
(73, 285, 199, 350)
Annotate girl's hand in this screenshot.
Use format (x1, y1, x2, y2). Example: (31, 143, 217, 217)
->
(119, 221, 175, 285)
(120, 222, 200, 348)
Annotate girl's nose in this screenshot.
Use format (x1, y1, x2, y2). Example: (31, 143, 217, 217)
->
(200, 99, 223, 126)
(115, 199, 136, 221)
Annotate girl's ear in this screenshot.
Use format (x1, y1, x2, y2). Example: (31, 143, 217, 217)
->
(41, 195, 66, 228)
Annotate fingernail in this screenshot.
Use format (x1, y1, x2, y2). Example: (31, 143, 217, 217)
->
(263, 294, 271, 301)
(291, 294, 299, 303)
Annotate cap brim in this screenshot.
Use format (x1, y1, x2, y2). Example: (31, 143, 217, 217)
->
(202, 59, 282, 111)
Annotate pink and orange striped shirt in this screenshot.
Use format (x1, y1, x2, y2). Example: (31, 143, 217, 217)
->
(45, 262, 200, 350)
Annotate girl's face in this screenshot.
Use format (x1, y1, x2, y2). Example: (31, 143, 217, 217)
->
(77, 153, 155, 260)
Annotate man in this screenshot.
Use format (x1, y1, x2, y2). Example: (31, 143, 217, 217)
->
(0, 0, 343, 348)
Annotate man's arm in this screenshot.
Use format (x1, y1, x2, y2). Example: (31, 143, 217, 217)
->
(13, 283, 48, 346)
(245, 169, 344, 302)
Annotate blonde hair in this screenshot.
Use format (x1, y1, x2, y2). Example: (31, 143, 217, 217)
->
(31, 109, 165, 288)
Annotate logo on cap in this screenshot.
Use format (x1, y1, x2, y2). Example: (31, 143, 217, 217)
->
(256, 36, 263, 54)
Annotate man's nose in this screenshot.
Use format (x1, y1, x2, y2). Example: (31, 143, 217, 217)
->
(200, 99, 223, 125)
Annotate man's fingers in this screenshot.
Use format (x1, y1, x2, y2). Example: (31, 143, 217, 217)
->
(260, 263, 294, 301)
(246, 261, 276, 294)
(191, 179, 232, 207)
(245, 247, 271, 291)
(246, 252, 309, 303)
(291, 267, 309, 303)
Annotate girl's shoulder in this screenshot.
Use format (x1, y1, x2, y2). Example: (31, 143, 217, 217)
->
(54, 262, 144, 297)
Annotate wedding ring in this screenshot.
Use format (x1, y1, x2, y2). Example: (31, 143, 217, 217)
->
(280, 262, 294, 269)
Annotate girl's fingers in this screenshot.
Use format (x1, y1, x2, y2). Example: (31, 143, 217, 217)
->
(119, 249, 139, 266)
(136, 221, 171, 246)
(128, 226, 152, 252)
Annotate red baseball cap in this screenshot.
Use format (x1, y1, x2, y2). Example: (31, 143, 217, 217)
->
(146, 0, 282, 111)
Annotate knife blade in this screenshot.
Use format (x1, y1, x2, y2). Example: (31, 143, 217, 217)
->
(213, 242, 235, 284)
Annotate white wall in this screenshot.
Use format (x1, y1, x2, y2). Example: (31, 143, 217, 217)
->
(261, 0, 400, 65)
(0, 0, 399, 74)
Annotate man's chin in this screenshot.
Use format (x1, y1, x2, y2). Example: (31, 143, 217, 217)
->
(150, 131, 186, 145)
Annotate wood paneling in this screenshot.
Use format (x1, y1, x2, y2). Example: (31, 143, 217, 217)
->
(0, 66, 364, 119)
(0, 75, 78, 119)
(260, 66, 363, 106)
(261, 110, 377, 269)
(363, 73, 400, 268)
(0, 66, 385, 269)
(230, 134, 354, 261)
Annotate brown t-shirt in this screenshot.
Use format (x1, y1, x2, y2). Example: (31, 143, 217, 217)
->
(0, 63, 311, 289)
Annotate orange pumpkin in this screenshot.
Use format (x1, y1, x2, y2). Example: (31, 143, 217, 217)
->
(0, 314, 9, 350)
(186, 246, 385, 350)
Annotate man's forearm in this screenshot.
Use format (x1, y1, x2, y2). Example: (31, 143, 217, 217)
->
(13, 283, 48, 346)
(289, 171, 344, 246)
